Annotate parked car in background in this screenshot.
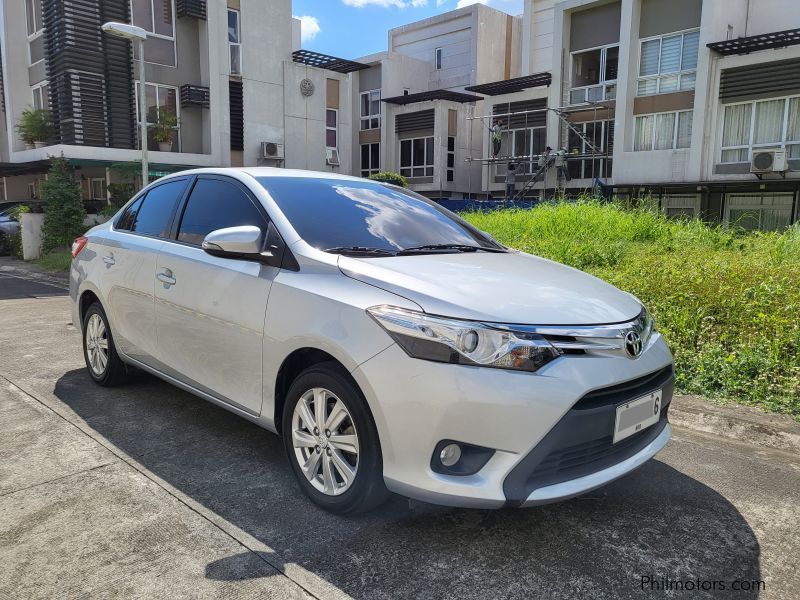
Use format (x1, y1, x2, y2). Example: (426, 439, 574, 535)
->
(70, 168, 674, 514)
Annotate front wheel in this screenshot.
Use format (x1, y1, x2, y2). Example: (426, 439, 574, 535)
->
(282, 363, 388, 514)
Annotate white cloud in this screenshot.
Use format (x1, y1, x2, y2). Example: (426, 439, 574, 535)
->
(456, 0, 488, 7)
(294, 15, 321, 42)
(342, 0, 428, 8)
(436, 0, 448, 6)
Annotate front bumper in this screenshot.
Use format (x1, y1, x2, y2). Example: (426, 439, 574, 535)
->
(352, 333, 674, 508)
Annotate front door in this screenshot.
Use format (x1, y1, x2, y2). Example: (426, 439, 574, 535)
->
(154, 176, 278, 414)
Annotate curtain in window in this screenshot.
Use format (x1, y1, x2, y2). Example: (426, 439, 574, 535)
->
(640, 40, 660, 76)
(753, 99, 784, 145)
(654, 113, 676, 150)
(681, 31, 700, 71)
(634, 115, 653, 151)
(787, 97, 800, 158)
(677, 112, 693, 148)
(722, 104, 752, 147)
(659, 35, 682, 73)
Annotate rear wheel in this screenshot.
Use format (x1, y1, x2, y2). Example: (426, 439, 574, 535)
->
(282, 363, 388, 514)
(82, 302, 128, 386)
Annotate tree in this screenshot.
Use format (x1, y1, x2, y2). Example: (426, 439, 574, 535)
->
(41, 156, 86, 253)
(367, 171, 408, 188)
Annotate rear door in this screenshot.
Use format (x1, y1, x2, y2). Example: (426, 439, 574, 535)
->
(153, 175, 278, 415)
(100, 178, 189, 365)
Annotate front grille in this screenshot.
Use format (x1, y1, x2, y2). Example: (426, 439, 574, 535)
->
(573, 365, 674, 410)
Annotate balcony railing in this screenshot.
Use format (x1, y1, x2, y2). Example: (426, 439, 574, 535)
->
(569, 82, 616, 105)
(177, 0, 207, 20)
(180, 84, 210, 109)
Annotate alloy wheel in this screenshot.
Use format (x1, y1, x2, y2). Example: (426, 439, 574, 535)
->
(85, 313, 109, 376)
(291, 387, 360, 496)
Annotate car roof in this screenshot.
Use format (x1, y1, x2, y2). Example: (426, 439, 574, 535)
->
(158, 167, 368, 184)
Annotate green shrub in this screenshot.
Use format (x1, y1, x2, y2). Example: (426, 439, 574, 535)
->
(464, 201, 800, 418)
(41, 157, 86, 254)
(16, 108, 53, 145)
(368, 171, 408, 188)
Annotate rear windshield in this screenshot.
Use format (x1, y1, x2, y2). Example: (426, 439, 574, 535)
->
(257, 177, 499, 252)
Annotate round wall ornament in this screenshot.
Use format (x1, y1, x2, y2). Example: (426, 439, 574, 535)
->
(300, 78, 315, 97)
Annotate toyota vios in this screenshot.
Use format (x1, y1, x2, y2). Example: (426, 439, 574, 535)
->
(70, 168, 674, 514)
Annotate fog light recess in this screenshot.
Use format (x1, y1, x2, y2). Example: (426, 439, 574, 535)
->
(431, 439, 496, 476)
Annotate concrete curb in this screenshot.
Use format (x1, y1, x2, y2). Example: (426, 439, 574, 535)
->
(670, 394, 800, 454)
(0, 256, 69, 289)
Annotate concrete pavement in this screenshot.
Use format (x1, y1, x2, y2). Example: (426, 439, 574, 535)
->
(1, 269, 799, 599)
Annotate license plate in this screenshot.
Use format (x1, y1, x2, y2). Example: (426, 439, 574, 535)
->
(613, 389, 662, 444)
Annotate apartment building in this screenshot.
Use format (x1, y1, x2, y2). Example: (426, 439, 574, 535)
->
(0, 0, 359, 204)
(350, 4, 522, 198)
(468, 0, 800, 230)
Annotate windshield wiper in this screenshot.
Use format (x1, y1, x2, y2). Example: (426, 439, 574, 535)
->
(323, 246, 397, 257)
(398, 243, 506, 255)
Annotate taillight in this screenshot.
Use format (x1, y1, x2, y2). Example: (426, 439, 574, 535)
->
(71, 236, 88, 258)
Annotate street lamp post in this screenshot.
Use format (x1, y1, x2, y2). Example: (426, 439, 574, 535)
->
(101, 22, 149, 189)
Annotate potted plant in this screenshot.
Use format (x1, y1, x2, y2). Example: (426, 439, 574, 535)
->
(16, 108, 53, 149)
(150, 109, 178, 152)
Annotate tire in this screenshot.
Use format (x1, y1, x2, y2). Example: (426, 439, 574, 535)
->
(282, 362, 389, 514)
(82, 302, 129, 386)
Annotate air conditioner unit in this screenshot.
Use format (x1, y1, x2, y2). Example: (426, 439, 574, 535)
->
(261, 141, 284, 159)
(751, 149, 787, 174)
(326, 148, 340, 166)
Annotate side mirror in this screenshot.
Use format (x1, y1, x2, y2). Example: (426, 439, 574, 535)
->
(202, 226, 264, 257)
(201, 223, 290, 269)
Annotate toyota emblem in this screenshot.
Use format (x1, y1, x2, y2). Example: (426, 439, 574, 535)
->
(624, 330, 643, 358)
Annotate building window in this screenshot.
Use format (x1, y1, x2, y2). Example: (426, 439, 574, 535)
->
(662, 194, 701, 219)
(569, 44, 618, 104)
(725, 192, 795, 231)
(496, 127, 546, 176)
(435, 47, 443, 70)
(634, 110, 693, 151)
(135, 82, 180, 152)
(32, 82, 49, 110)
(446, 137, 455, 182)
(403, 88, 410, 96)
(567, 120, 614, 179)
(25, 0, 43, 37)
(360, 90, 380, 130)
(90, 178, 107, 201)
(228, 9, 241, 75)
(721, 95, 800, 162)
(326, 109, 338, 149)
(132, 0, 175, 38)
(637, 29, 699, 96)
(400, 136, 434, 177)
(361, 143, 379, 177)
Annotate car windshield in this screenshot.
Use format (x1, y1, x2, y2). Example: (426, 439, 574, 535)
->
(257, 177, 502, 255)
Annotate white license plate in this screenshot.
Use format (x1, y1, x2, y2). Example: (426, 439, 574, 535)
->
(613, 389, 662, 444)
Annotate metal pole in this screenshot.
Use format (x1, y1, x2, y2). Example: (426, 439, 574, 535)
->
(138, 38, 148, 189)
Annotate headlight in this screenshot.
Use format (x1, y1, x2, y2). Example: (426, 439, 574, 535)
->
(367, 305, 561, 372)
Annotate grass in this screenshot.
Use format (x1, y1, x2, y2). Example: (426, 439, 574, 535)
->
(463, 201, 800, 419)
(34, 248, 72, 272)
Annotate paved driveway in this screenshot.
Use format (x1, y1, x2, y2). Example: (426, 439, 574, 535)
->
(1, 269, 798, 599)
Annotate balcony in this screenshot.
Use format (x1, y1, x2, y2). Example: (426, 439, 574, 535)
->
(177, 0, 207, 20)
(569, 83, 616, 105)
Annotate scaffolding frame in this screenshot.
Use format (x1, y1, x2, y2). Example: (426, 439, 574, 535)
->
(465, 100, 613, 200)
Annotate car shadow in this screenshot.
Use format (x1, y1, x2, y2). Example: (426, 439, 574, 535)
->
(55, 368, 761, 600)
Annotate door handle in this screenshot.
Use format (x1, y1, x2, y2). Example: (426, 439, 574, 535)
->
(103, 254, 115, 266)
(156, 270, 176, 287)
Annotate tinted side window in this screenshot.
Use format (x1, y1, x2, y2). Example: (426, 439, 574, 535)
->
(129, 180, 187, 237)
(177, 179, 266, 245)
(116, 197, 143, 231)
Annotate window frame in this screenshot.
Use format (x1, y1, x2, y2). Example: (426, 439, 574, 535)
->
(636, 28, 700, 97)
(228, 8, 242, 75)
(112, 176, 190, 240)
(131, 0, 178, 68)
(495, 126, 546, 176)
(568, 43, 619, 105)
(359, 89, 381, 131)
(435, 47, 443, 71)
(326, 109, 338, 150)
(720, 94, 800, 163)
(662, 194, 701, 219)
(723, 192, 795, 231)
(634, 109, 693, 151)
(90, 178, 107, 201)
(399, 136, 435, 178)
(31, 81, 49, 110)
(567, 120, 614, 180)
(25, 0, 43, 38)
(360, 142, 380, 178)
(446, 136, 455, 183)
(134, 81, 182, 152)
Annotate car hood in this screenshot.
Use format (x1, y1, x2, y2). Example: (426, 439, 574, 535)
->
(338, 250, 642, 325)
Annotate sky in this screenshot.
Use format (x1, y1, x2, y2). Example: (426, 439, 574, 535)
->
(291, 0, 525, 59)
